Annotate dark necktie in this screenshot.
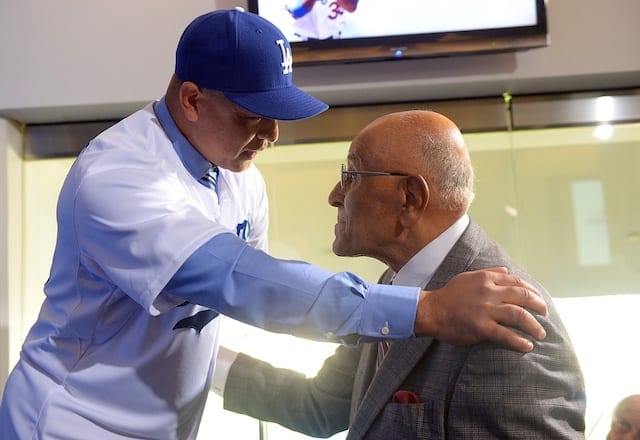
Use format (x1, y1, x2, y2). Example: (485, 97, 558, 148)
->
(201, 165, 219, 192)
(376, 273, 395, 370)
(376, 340, 391, 370)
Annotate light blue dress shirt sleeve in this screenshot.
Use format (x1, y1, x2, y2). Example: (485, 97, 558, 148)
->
(165, 233, 419, 343)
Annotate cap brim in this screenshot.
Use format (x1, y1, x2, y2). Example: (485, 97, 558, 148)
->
(224, 86, 329, 121)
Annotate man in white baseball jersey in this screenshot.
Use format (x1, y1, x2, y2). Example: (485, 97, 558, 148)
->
(0, 8, 547, 439)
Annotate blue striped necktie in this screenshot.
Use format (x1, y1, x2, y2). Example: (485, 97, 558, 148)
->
(201, 165, 219, 192)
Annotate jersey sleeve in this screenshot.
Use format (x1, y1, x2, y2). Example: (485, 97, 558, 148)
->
(73, 163, 230, 314)
(165, 233, 420, 342)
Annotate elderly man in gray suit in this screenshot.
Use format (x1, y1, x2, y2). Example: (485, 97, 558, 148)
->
(214, 110, 586, 439)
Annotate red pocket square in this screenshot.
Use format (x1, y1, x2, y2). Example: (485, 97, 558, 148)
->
(392, 390, 421, 404)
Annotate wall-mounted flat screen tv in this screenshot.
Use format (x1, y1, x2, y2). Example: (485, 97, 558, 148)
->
(247, 0, 549, 65)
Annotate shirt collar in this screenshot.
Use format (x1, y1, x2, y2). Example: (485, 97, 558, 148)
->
(153, 96, 213, 180)
(392, 214, 470, 288)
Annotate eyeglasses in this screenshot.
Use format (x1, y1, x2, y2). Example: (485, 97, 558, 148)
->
(611, 419, 640, 437)
(340, 163, 409, 191)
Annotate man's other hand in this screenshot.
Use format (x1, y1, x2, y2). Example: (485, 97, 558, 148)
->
(414, 267, 548, 353)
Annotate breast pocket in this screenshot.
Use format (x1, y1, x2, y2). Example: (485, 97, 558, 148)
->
(365, 400, 441, 440)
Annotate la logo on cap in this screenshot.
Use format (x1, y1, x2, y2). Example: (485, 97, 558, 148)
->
(276, 39, 293, 74)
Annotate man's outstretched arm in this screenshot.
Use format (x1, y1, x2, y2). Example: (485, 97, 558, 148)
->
(163, 235, 546, 352)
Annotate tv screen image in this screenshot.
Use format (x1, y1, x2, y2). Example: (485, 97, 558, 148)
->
(248, 0, 548, 65)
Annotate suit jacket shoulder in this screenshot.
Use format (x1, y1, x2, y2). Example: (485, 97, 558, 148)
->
(351, 220, 586, 439)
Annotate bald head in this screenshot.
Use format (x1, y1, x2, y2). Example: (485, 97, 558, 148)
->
(355, 110, 475, 213)
(608, 395, 640, 440)
(328, 110, 475, 270)
(615, 395, 640, 412)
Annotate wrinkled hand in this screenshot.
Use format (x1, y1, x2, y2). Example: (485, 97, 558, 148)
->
(414, 267, 548, 352)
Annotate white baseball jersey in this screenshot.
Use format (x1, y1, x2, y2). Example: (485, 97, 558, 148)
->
(0, 102, 268, 439)
(291, 0, 351, 40)
(1, 97, 423, 439)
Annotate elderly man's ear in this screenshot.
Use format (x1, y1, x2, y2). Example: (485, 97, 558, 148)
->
(400, 175, 429, 226)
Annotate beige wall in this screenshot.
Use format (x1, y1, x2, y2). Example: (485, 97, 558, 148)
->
(2, 0, 640, 124)
(0, 118, 24, 396)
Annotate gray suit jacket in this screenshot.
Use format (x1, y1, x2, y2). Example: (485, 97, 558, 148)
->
(224, 220, 586, 439)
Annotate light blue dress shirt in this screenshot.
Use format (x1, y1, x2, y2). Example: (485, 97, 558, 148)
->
(155, 98, 420, 342)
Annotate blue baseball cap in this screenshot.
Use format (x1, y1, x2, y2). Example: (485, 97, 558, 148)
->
(175, 8, 328, 121)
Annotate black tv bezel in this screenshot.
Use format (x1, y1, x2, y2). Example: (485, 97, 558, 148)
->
(247, 0, 549, 66)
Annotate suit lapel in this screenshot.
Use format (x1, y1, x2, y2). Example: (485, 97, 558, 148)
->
(428, 220, 484, 289)
(349, 343, 377, 423)
(350, 268, 396, 423)
(348, 220, 487, 439)
(349, 338, 435, 438)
